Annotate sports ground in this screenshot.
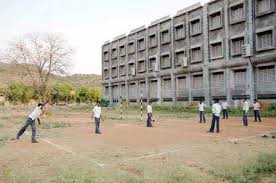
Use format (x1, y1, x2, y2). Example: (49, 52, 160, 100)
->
(0, 105, 276, 182)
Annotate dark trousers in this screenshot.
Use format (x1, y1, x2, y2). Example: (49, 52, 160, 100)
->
(209, 114, 220, 133)
(95, 117, 101, 133)
(254, 110, 261, 122)
(147, 113, 153, 127)
(199, 111, 206, 123)
(243, 111, 248, 126)
(223, 109, 228, 119)
(17, 117, 36, 141)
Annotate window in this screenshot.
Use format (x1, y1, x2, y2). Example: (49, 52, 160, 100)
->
(175, 51, 185, 66)
(177, 77, 187, 97)
(103, 52, 109, 61)
(104, 86, 109, 97)
(192, 75, 203, 89)
(161, 55, 171, 69)
(231, 37, 244, 56)
(149, 57, 156, 71)
(119, 45, 126, 56)
(257, 65, 275, 81)
(161, 30, 170, 44)
(234, 69, 247, 85)
(230, 3, 245, 24)
(175, 24, 185, 40)
(104, 69, 109, 79)
(128, 42, 135, 54)
(209, 11, 222, 30)
(190, 19, 201, 36)
(137, 38, 145, 51)
(111, 48, 117, 59)
(138, 60, 146, 73)
(149, 34, 157, 47)
(162, 78, 172, 98)
(256, 0, 272, 14)
(119, 65, 126, 76)
(257, 30, 273, 50)
(191, 47, 202, 63)
(211, 72, 224, 87)
(210, 42, 223, 59)
(128, 63, 135, 76)
(111, 67, 118, 78)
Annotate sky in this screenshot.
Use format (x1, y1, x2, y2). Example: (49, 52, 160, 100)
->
(0, 0, 209, 75)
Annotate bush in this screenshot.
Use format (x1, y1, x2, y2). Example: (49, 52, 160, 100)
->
(7, 82, 34, 104)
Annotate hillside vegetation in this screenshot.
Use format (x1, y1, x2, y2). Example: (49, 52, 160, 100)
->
(0, 62, 101, 88)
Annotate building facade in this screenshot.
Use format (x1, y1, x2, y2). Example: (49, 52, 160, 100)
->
(102, 0, 276, 106)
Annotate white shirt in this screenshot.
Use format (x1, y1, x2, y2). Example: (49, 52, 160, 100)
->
(243, 101, 249, 112)
(212, 103, 222, 117)
(93, 106, 101, 118)
(198, 103, 206, 112)
(222, 102, 228, 110)
(253, 102, 260, 111)
(147, 105, 152, 114)
(29, 107, 42, 120)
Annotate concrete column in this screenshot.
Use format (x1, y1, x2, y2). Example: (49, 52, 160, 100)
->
(145, 77, 150, 103)
(157, 77, 162, 105)
(171, 73, 176, 105)
(188, 74, 192, 105)
(108, 82, 112, 105)
(248, 63, 255, 102)
(136, 80, 140, 103)
(125, 80, 129, 106)
(225, 68, 232, 105)
(224, 0, 230, 62)
(203, 67, 211, 106)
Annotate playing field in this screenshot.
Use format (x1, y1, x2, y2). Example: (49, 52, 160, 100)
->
(0, 105, 276, 183)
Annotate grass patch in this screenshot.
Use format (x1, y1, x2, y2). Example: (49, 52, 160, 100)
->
(210, 151, 276, 183)
(40, 121, 71, 129)
(0, 123, 4, 128)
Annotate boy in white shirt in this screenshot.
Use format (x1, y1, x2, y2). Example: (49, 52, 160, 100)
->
(93, 101, 102, 134)
(198, 100, 206, 123)
(242, 98, 249, 126)
(222, 100, 229, 119)
(16, 103, 44, 143)
(209, 99, 222, 133)
(253, 99, 262, 122)
(147, 101, 153, 127)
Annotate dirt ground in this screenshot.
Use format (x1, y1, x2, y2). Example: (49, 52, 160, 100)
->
(0, 107, 276, 182)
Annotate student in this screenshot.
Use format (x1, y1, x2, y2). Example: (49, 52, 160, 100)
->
(253, 99, 262, 122)
(16, 103, 44, 143)
(209, 99, 222, 133)
(147, 101, 153, 127)
(93, 101, 102, 134)
(242, 98, 249, 126)
(222, 100, 229, 119)
(198, 100, 206, 123)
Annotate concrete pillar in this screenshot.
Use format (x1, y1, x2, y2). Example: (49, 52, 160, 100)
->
(188, 74, 192, 105)
(248, 63, 255, 102)
(108, 82, 112, 105)
(171, 73, 176, 105)
(225, 68, 232, 105)
(125, 80, 129, 106)
(203, 67, 211, 106)
(145, 77, 150, 103)
(157, 77, 162, 105)
(202, 4, 211, 106)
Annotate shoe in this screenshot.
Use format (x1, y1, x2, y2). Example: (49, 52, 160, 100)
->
(16, 136, 19, 140)
(216, 131, 220, 133)
(96, 132, 102, 134)
(208, 131, 214, 133)
(32, 140, 39, 143)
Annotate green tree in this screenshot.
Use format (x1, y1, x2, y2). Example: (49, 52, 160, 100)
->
(7, 82, 34, 103)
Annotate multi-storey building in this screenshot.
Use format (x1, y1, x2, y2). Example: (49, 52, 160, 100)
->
(102, 0, 276, 106)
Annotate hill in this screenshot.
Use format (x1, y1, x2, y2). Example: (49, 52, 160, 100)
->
(0, 62, 102, 88)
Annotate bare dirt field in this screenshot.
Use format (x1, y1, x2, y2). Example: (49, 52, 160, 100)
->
(0, 106, 276, 182)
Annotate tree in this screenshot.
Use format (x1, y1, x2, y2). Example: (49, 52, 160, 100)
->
(3, 33, 73, 102)
(7, 82, 34, 103)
